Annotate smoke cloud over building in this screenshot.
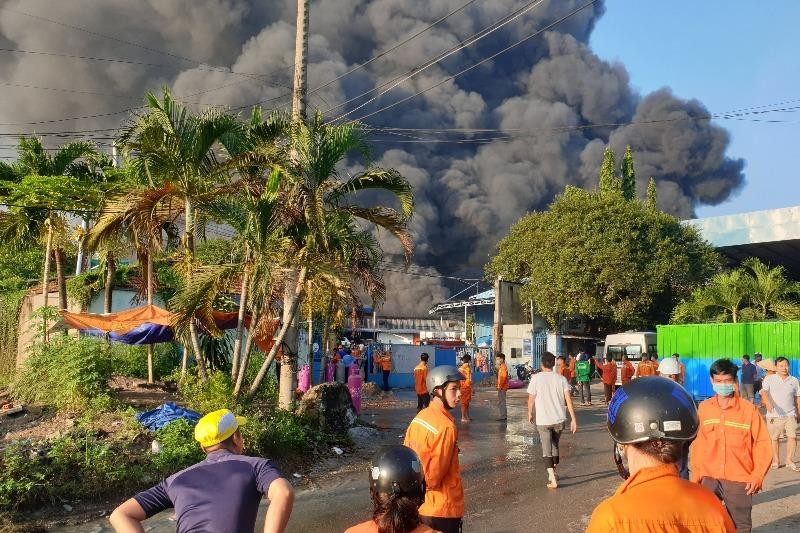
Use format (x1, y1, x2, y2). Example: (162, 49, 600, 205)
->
(0, 0, 745, 314)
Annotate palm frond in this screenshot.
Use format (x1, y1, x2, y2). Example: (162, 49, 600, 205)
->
(327, 168, 414, 219)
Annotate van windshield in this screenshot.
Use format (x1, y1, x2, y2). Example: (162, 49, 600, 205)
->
(608, 345, 642, 362)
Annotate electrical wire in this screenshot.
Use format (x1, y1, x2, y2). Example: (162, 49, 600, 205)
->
(325, 0, 549, 122)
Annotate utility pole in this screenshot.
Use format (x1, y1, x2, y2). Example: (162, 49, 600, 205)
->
(279, 0, 311, 409)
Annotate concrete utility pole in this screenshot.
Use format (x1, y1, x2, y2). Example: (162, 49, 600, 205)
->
(291, 0, 310, 120)
(492, 277, 502, 355)
(279, 0, 311, 409)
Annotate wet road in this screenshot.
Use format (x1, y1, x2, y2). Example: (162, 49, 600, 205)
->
(53, 384, 800, 532)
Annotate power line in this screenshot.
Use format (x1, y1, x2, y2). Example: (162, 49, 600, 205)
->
(350, 0, 599, 123)
(308, 0, 482, 96)
(325, 0, 549, 122)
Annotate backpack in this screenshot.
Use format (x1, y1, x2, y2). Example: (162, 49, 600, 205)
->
(576, 360, 591, 381)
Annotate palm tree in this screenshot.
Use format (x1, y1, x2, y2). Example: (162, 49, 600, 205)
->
(117, 89, 244, 382)
(0, 137, 107, 340)
(742, 258, 800, 320)
(247, 113, 414, 406)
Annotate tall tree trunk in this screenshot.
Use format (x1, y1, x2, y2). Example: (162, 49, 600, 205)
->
(231, 248, 251, 380)
(104, 253, 116, 314)
(189, 321, 208, 382)
(41, 219, 54, 343)
(55, 248, 68, 311)
(146, 252, 154, 384)
(248, 266, 307, 400)
(291, 0, 310, 121)
(233, 310, 260, 398)
(318, 296, 333, 384)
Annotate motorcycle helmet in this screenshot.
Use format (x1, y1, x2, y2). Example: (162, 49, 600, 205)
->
(369, 445, 426, 503)
(425, 365, 465, 395)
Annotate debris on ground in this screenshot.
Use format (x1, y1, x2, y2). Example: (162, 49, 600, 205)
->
(360, 382, 382, 398)
(347, 426, 381, 451)
(297, 382, 357, 434)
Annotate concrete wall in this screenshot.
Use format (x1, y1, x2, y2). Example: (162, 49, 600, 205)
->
(16, 290, 81, 369)
(502, 323, 532, 362)
(87, 289, 165, 314)
(498, 281, 527, 325)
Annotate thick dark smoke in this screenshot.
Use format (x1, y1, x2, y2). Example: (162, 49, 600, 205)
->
(0, 0, 745, 314)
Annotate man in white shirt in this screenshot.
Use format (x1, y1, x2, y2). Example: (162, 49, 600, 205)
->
(527, 351, 578, 489)
(761, 356, 800, 471)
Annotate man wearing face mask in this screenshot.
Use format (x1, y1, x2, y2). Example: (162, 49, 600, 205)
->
(691, 359, 772, 533)
(587, 376, 734, 532)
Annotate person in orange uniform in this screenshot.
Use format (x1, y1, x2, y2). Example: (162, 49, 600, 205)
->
(404, 365, 465, 533)
(691, 359, 772, 532)
(496, 353, 509, 420)
(567, 354, 577, 395)
(620, 355, 635, 387)
(414, 353, 430, 412)
(672, 353, 686, 386)
(600, 355, 617, 404)
(586, 377, 735, 533)
(379, 351, 393, 392)
(458, 354, 473, 423)
(345, 445, 437, 533)
(635, 353, 656, 377)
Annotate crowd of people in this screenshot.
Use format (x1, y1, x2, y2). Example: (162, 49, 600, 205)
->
(107, 347, 798, 533)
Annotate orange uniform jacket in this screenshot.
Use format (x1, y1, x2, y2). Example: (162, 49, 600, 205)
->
(568, 358, 576, 379)
(690, 394, 773, 485)
(413, 362, 429, 396)
(601, 361, 617, 385)
(345, 520, 438, 533)
(497, 362, 509, 390)
(636, 361, 656, 377)
(620, 361, 635, 384)
(459, 363, 472, 403)
(586, 464, 735, 533)
(403, 402, 464, 518)
(379, 354, 392, 372)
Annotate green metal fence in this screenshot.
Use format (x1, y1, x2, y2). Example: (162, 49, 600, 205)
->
(657, 321, 800, 399)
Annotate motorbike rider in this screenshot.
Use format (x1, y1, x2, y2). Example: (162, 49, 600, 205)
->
(345, 445, 437, 533)
(404, 365, 466, 533)
(586, 377, 734, 532)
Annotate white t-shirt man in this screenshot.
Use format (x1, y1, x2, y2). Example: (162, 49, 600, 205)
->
(527, 371, 571, 425)
(762, 373, 800, 418)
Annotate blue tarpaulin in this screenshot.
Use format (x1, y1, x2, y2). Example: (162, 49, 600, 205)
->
(136, 402, 202, 431)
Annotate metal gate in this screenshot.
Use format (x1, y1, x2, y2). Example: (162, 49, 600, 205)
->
(532, 329, 547, 369)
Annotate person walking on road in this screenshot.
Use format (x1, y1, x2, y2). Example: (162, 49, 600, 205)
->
(404, 365, 466, 533)
(635, 353, 657, 377)
(379, 351, 393, 391)
(600, 355, 616, 404)
(586, 377, 735, 533)
(753, 353, 765, 398)
(757, 358, 777, 408)
(691, 359, 772, 532)
(496, 352, 509, 420)
(761, 356, 800, 471)
(109, 409, 294, 533)
(414, 353, 430, 412)
(458, 354, 473, 423)
(345, 445, 438, 533)
(740, 354, 757, 403)
(527, 351, 578, 489)
(620, 355, 635, 387)
(575, 354, 592, 405)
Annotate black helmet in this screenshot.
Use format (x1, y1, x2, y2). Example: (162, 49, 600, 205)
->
(369, 445, 426, 502)
(607, 376, 698, 444)
(425, 365, 465, 394)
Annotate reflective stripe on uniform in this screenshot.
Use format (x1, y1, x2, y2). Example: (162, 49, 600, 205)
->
(411, 417, 440, 435)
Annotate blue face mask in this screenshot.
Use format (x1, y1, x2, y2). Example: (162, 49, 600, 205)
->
(712, 383, 735, 397)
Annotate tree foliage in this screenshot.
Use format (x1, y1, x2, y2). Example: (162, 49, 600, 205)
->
(486, 186, 719, 330)
(620, 145, 636, 201)
(598, 147, 621, 196)
(672, 258, 800, 323)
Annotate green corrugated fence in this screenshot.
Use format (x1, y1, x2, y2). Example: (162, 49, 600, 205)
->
(657, 322, 800, 399)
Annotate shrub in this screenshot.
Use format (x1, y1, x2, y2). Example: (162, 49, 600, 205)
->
(12, 336, 114, 412)
(151, 419, 204, 475)
(108, 342, 181, 380)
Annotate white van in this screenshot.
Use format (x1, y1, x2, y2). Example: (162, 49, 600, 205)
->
(603, 331, 657, 385)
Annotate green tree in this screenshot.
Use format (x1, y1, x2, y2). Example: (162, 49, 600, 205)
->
(598, 147, 621, 196)
(487, 186, 719, 330)
(620, 145, 636, 200)
(646, 177, 658, 211)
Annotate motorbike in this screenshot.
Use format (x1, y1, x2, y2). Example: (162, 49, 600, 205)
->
(514, 361, 535, 382)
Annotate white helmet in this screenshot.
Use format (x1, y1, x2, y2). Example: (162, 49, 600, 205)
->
(658, 357, 681, 376)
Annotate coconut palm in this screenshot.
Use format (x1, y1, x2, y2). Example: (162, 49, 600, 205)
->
(742, 258, 800, 320)
(246, 113, 414, 405)
(116, 89, 244, 381)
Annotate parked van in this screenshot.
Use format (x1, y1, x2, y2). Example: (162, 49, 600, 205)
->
(603, 331, 657, 385)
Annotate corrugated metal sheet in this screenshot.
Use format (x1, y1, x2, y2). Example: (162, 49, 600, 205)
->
(657, 322, 800, 399)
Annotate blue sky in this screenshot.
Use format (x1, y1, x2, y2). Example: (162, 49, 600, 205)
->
(590, 0, 800, 218)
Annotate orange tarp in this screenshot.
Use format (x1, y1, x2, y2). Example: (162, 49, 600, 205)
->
(60, 304, 173, 334)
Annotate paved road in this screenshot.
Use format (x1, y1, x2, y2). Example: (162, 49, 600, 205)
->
(54, 384, 800, 532)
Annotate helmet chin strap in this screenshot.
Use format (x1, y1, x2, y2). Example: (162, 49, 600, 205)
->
(614, 444, 630, 480)
(434, 389, 453, 410)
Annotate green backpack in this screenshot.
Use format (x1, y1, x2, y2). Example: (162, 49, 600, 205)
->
(576, 360, 591, 381)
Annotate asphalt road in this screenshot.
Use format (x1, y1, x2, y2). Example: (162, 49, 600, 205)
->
(54, 383, 800, 533)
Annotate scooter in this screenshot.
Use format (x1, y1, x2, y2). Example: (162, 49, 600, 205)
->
(514, 361, 535, 382)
